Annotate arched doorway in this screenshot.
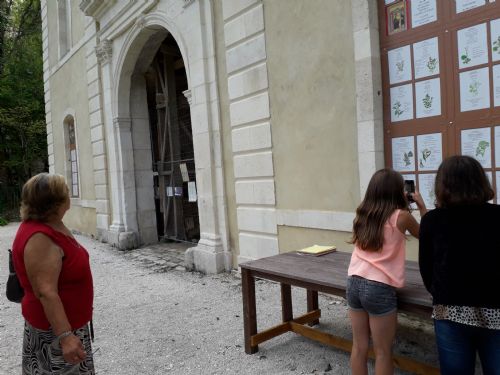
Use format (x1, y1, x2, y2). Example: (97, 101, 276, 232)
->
(107, 11, 232, 272)
(145, 35, 200, 243)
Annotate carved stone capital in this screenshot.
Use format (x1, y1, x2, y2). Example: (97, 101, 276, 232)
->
(95, 39, 113, 65)
(183, 0, 196, 8)
(182, 89, 192, 106)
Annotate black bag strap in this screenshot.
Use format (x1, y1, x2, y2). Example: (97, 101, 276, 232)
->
(8, 249, 15, 274)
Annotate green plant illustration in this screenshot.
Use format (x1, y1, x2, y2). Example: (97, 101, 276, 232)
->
(476, 140, 490, 158)
(426, 56, 438, 73)
(469, 81, 481, 96)
(423, 94, 433, 109)
(461, 48, 471, 64)
(403, 151, 413, 166)
(419, 149, 432, 168)
(393, 101, 404, 117)
(493, 36, 500, 54)
(396, 60, 404, 72)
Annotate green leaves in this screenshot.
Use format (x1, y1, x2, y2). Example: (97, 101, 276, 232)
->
(0, 0, 46, 215)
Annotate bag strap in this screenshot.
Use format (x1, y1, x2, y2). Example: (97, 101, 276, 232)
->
(8, 249, 15, 274)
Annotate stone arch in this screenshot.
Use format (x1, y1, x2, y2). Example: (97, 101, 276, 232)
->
(107, 8, 231, 272)
(114, 13, 190, 119)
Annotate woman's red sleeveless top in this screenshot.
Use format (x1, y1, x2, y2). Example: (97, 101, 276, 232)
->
(12, 221, 93, 330)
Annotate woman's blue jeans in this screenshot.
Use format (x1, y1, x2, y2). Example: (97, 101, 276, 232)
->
(434, 319, 500, 375)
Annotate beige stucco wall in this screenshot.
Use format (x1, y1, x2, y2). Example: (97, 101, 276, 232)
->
(71, 2, 85, 48)
(48, 43, 96, 235)
(213, 0, 240, 267)
(46, 0, 58, 69)
(263, 0, 360, 253)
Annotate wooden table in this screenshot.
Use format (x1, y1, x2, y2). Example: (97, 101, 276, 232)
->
(240, 251, 439, 375)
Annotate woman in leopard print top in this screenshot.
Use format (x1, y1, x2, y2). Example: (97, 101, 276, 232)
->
(419, 156, 500, 375)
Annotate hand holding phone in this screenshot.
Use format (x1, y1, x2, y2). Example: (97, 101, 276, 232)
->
(404, 180, 415, 203)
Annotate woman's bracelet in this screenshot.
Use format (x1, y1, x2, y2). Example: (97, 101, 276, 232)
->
(55, 330, 73, 343)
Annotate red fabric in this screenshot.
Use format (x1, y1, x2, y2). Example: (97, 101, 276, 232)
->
(12, 221, 93, 330)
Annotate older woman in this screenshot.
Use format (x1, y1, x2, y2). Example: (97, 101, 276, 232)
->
(12, 173, 94, 374)
(419, 156, 500, 375)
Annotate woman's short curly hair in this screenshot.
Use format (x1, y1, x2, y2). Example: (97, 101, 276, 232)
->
(20, 173, 69, 222)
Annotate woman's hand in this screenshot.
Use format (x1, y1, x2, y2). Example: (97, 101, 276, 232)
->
(412, 191, 428, 216)
(60, 333, 87, 364)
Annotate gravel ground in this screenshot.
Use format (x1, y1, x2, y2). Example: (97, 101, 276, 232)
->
(0, 222, 440, 374)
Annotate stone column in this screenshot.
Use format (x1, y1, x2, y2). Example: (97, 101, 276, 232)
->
(87, 22, 111, 242)
(97, 39, 138, 249)
(183, 89, 232, 273)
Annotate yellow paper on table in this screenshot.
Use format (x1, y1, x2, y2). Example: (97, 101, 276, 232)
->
(297, 244, 336, 255)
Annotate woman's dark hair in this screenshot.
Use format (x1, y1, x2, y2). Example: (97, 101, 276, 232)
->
(350, 168, 408, 251)
(20, 173, 69, 222)
(435, 155, 494, 208)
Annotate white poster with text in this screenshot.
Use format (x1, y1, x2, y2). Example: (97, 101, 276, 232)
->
(388, 45, 412, 84)
(411, 0, 437, 28)
(413, 37, 440, 79)
(461, 127, 492, 168)
(392, 136, 415, 172)
(418, 173, 437, 209)
(457, 23, 488, 69)
(415, 78, 442, 118)
(460, 67, 490, 112)
(417, 133, 442, 171)
(456, 0, 485, 13)
(390, 84, 414, 122)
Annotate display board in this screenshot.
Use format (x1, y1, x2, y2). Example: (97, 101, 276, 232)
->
(379, 0, 500, 207)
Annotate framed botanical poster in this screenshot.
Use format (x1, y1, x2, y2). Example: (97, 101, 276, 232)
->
(387, 1, 408, 35)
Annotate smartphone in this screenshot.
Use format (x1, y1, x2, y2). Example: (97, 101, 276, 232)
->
(404, 180, 415, 203)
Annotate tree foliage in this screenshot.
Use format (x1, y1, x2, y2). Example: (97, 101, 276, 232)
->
(0, 0, 47, 216)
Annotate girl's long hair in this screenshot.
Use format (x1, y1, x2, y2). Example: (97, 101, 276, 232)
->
(350, 169, 408, 251)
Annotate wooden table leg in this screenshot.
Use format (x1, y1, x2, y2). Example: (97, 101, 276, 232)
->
(307, 290, 320, 326)
(281, 283, 293, 322)
(241, 268, 258, 354)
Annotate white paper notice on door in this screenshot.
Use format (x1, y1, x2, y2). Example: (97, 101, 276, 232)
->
(493, 64, 500, 107)
(491, 18, 500, 62)
(495, 126, 500, 167)
(188, 181, 197, 202)
(413, 37, 440, 79)
(415, 78, 442, 118)
(418, 173, 437, 209)
(411, 0, 437, 28)
(417, 133, 442, 171)
(180, 163, 189, 182)
(460, 67, 490, 112)
(392, 136, 415, 172)
(390, 84, 414, 122)
(388, 45, 412, 84)
(456, 0, 486, 13)
(457, 23, 488, 69)
(461, 127, 492, 168)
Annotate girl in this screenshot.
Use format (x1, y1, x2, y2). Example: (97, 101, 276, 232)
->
(347, 169, 426, 375)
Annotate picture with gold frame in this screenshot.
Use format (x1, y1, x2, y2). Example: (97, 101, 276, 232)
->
(387, 1, 408, 35)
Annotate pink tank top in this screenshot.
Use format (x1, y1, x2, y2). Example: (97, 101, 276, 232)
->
(348, 209, 406, 288)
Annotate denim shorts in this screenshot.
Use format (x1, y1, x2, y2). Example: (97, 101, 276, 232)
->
(346, 275, 397, 316)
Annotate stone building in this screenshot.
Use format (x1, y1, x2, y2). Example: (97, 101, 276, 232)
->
(41, 0, 500, 272)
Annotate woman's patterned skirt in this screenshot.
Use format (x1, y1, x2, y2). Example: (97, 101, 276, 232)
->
(22, 321, 95, 375)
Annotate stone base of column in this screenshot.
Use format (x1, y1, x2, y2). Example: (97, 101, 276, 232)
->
(185, 234, 232, 274)
(107, 228, 139, 250)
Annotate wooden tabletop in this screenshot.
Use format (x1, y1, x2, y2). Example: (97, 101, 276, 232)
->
(240, 251, 432, 316)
